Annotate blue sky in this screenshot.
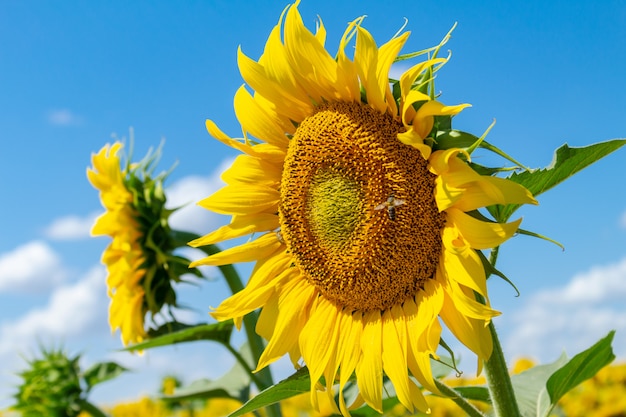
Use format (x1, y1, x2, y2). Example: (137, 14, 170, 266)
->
(1, 0, 625, 409)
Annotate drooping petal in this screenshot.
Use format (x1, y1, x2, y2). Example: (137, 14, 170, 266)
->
(446, 208, 521, 250)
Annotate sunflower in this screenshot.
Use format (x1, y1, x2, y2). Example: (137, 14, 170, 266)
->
(89, 142, 195, 346)
(191, 3, 536, 415)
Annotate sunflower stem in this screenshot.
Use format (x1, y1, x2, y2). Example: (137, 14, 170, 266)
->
(481, 246, 521, 417)
(170, 230, 282, 417)
(433, 379, 486, 417)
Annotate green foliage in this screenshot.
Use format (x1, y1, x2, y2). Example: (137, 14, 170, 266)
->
(509, 332, 615, 417)
(491, 139, 626, 222)
(228, 367, 311, 417)
(124, 321, 235, 352)
(13, 346, 124, 417)
(164, 344, 255, 405)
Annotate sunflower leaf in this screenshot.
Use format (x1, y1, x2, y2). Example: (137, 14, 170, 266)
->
(228, 367, 312, 417)
(497, 139, 626, 221)
(543, 331, 615, 417)
(122, 321, 234, 352)
(510, 331, 615, 417)
(509, 354, 568, 417)
(164, 344, 254, 404)
(82, 361, 127, 392)
(453, 386, 491, 403)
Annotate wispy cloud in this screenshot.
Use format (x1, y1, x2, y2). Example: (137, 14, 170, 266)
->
(620, 210, 626, 229)
(505, 257, 626, 361)
(44, 212, 100, 240)
(46, 108, 83, 126)
(166, 157, 235, 235)
(0, 267, 107, 356)
(0, 241, 66, 292)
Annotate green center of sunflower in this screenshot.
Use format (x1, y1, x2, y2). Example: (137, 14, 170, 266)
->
(280, 101, 446, 311)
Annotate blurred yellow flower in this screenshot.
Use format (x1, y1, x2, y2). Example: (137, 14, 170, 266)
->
(89, 142, 147, 346)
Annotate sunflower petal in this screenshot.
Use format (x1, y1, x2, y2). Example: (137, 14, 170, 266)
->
(188, 214, 280, 247)
(190, 233, 281, 267)
(447, 208, 522, 250)
(197, 184, 279, 216)
(356, 310, 383, 413)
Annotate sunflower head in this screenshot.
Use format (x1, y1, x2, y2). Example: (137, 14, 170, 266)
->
(88, 141, 200, 346)
(192, 2, 537, 415)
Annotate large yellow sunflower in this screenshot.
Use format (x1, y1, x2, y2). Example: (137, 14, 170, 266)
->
(191, 3, 536, 415)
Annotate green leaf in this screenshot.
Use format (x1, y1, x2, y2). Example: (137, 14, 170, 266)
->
(545, 331, 615, 414)
(123, 321, 234, 352)
(453, 386, 491, 403)
(229, 367, 312, 417)
(510, 353, 568, 417)
(165, 344, 254, 404)
(82, 361, 127, 391)
(499, 139, 626, 221)
(510, 331, 616, 417)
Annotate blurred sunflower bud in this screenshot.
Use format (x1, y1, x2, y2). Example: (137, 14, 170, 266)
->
(88, 139, 201, 346)
(12, 347, 117, 417)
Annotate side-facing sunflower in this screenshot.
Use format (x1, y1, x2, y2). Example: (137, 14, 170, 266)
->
(191, 3, 537, 415)
(89, 142, 198, 346)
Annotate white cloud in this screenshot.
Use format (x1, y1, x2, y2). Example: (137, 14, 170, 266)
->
(44, 212, 100, 240)
(0, 241, 66, 292)
(505, 257, 626, 361)
(166, 157, 234, 234)
(620, 210, 626, 229)
(46, 108, 83, 126)
(0, 266, 108, 356)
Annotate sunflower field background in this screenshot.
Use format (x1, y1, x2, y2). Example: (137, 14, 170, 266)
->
(1, 1, 626, 416)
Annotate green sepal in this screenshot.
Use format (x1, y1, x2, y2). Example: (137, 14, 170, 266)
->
(123, 321, 234, 352)
(82, 361, 127, 392)
(515, 228, 564, 251)
(434, 129, 529, 170)
(477, 249, 520, 296)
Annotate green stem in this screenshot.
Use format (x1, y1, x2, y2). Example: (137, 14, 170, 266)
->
(481, 247, 521, 417)
(224, 342, 265, 389)
(171, 230, 281, 417)
(78, 399, 109, 417)
(433, 379, 485, 417)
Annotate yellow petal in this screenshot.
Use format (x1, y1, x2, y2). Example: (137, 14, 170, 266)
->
(354, 27, 385, 113)
(197, 184, 279, 216)
(188, 213, 280, 247)
(414, 101, 471, 139)
(453, 176, 538, 212)
(220, 153, 281, 187)
(237, 47, 312, 121)
(190, 233, 281, 267)
(399, 58, 446, 101)
(382, 307, 413, 412)
(256, 278, 316, 370)
(337, 310, 363, 417)
(300, 298, 340, 410)
(446, 208, 521, 250)
(356, 310, 383, 413)
(206, 119, 286, 163)
(377, 32, 409, 115)
(234, 86, 290, 148)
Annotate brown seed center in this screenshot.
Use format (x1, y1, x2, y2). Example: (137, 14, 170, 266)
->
(279, 101, 446, 311)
